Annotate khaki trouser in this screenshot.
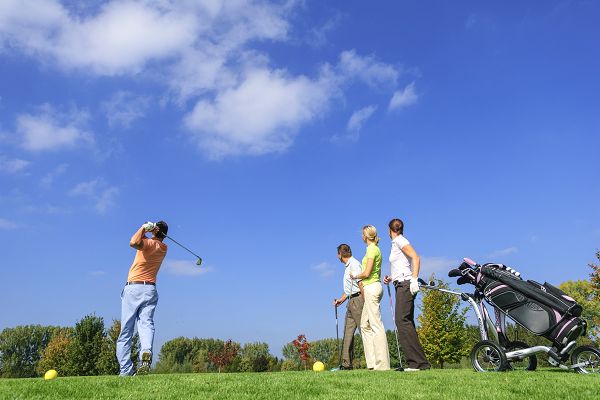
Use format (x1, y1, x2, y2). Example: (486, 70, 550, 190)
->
(360, 282, 390, 370)
(342, 294, 364, 368)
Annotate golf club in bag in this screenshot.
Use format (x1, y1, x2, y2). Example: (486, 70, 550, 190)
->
(419, 258, 600, 373)
(386, 283, 404, 371)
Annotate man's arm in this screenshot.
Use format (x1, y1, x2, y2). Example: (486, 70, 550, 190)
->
(130, 225, 147, 250)
(334, 293, 348, 306)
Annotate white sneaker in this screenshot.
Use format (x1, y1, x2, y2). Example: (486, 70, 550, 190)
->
(405, 368, 421, 372)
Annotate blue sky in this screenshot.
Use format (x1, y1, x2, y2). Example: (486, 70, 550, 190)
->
(1, 0, 599, 357)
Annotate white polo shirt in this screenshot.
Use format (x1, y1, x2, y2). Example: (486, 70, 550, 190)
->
(343, 257, 362, 296)
(389, 235, 413, 282)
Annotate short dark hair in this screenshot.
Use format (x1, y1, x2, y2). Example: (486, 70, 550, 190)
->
(337, 243, 352, 257)
(156, 220, 168, 239)
(388, 218, 404, 235)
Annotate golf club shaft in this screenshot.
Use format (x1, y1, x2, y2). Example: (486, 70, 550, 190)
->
(387, 283, 403, 369)
(165, 235, 201, 259)
(334, 301, 340, 367)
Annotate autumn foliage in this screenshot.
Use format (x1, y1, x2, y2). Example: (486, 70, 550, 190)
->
(292, 334, 311, 369)
(207, 339, 239, 373)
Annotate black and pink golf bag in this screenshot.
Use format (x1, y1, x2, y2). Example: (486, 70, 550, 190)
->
(471, 263, 587, 351)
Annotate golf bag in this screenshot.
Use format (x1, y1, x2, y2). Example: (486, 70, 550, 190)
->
(473, 263, 587, 351)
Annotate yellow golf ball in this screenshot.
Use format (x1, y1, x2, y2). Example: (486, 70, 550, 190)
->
(44, 370, 58, 380)
(312, 361, 325, 372)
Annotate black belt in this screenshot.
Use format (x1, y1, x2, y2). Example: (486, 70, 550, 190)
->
(126, 281, 156, 286)
(349, 292, 361, 299)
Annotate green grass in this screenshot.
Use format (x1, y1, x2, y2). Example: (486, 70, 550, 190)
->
(1, 369, 599, 400)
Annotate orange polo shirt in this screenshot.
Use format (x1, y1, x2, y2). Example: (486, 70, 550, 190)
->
(127, 238, 168, 283)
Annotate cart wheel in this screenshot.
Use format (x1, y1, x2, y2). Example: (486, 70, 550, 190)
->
(505, 341, 537, 371)
(571, 345, 600, 374)
(471, 340, 508, 372)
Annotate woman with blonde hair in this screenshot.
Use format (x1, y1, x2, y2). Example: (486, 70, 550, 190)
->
(350, 225, 390, 370)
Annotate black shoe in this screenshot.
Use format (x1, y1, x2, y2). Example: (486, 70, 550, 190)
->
(339, 365, 353, 370)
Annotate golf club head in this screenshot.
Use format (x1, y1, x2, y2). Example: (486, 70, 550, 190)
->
(448, 268, 462, 277)
(456, 276, 471, 285)
(196, 258, 203, 266)
(428, 280, 436, 287)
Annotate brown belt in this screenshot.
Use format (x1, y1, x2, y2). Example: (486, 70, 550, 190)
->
(126, 281, 156, 286)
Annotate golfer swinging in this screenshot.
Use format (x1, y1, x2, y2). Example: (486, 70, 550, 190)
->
(116, 221, 168, 376)
(333, 244, 364, 370)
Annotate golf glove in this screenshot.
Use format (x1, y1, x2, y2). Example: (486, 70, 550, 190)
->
(143, 221, 156, 232)
(410, 277, 420, 295)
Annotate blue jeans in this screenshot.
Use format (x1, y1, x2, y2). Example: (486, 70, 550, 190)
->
(116, 284, 159, 376)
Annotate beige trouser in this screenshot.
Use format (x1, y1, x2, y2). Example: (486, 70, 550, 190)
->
(360, 282, 390, 370)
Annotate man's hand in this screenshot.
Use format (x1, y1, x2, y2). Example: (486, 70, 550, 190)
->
(333, 298, 343, 307)
(383, 275, 392, 285)
(410, 277, 420, 295)
(142, 221, 156, 232)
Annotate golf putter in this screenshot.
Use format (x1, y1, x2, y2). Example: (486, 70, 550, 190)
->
(386, 283, 404, 371)
(330, 301, 341, 372)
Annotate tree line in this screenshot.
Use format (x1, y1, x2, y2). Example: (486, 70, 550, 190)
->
(2, 253, 599, 377)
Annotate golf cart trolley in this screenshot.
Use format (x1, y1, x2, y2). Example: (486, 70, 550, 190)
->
(419, 258, 600, 373)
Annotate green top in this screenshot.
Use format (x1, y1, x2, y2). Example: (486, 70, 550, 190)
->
(361, 243, 382, 286)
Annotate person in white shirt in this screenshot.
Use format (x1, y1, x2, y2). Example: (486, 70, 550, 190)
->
(333, 244, 364, 370)
(383, 218, 430, 371)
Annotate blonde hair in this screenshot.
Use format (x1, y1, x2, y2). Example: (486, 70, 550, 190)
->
(362, 225, 380, 245)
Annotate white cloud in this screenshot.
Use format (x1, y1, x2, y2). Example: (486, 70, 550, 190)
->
(0, 217, 20, 230)
(165, 259, 212, 277)
(88, 270, 106, 277)
(347, 105, 377, 133)
(69, 178, 119, 214)
(0, 0, 290, 77)
(185, 67, 331, 159)
(311, 261, 335, 278)
(0, 0, 198, 75)
(102, 91, 151, 129)
(0, 156, 30, 174)
(0, 1, 412, 159)
(487, 247, 518, 259)
(40, 163, 68, 188)
(16, 104, 93, 151)
(337, 50, 399, 88)
(389, 82, 418, 111)
(420, 256, 459, 278)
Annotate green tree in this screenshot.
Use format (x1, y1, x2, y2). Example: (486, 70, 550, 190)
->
(69, 314, 106, 376)
(590, 251, 600, 299)
(417, 277, 469, 368)
(239, 342, 274, 372)
(36, 328, 74, 376)
(559, 280, 600, 341)
(308, 339, 338, 370)
(0, 325, 62, 378)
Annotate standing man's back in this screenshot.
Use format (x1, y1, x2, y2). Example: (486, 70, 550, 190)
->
(116, 221, 168, 376)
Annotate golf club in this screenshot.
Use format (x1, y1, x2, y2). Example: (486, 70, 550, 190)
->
(386, 283, 404, 371)
(164, 235, 203, 266)
(335, 300, 341, 366)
